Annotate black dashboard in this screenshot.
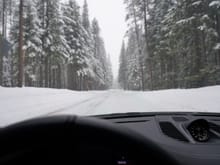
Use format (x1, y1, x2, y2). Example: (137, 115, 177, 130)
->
(0, 115, 175, 165)
(97, 112, 220, 165)
(0, 112, 220, 165)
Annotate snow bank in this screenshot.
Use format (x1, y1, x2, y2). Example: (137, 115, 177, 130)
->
(0, 86, 220, 126)
(0, 87, 105, 126)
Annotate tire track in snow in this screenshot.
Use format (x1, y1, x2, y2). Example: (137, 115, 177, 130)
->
(81, 93, 111, 115)
(43, 93, 109, 116)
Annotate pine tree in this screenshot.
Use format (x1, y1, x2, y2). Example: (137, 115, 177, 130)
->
(0, 0, 15, 86)
(18, 0, 24, 87)
(63, 0, 90, 90)
(6, 0, 112, 90)
(118, 41, 127, 89)
(23, 0, 42, 87)
(126, 30, 142, 90)
(122, 0, 220, 90)
(106, 54, 113, 88)
(89, 18, 113, 89)
(82, 0, 90, 31)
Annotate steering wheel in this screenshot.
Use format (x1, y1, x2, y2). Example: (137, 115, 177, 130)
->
(0, 116, 178, 165)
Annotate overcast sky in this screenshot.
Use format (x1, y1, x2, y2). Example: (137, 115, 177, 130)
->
(77, 0, 127, 79)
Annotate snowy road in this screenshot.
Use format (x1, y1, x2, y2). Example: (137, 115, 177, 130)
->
(0, 86, 220, 126)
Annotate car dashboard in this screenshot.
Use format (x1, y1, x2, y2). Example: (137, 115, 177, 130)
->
(0, 112, 220, 165)
(96, 112, 220, 165)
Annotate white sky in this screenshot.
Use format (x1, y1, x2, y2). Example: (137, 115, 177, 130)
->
(77, 0, 127, 79)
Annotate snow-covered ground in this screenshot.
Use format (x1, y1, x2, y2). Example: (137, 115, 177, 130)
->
(0, 86, 220, 126)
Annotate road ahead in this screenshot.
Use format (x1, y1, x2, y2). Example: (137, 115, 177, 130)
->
(46, 90, 156, 116)
(0, 86, 220, 126)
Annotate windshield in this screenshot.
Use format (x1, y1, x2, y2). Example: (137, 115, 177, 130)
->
(0, 0, 220, 126)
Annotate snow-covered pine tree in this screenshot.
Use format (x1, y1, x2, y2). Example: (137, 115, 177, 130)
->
(91, 18, 106, 89)
(0, 0, 16, 86)
(118, 41, 127, 89)
(62, 0, 90, 90)
(126, 30, 142, 90)
(122, 0, 220, 90)
(8, 0, 20, 87)
(81, 0, 97, 90)
(7, 0, 112, 90)
(82, 0, 90, 31)
(23, 0, 42, 87)
(106, 54, 113, 88)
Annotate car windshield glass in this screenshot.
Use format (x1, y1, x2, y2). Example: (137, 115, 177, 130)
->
(0, 0, 220, 126)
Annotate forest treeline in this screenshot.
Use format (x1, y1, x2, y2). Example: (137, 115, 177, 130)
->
(119, 0, 220, 90)
(0, 0, 113, 90)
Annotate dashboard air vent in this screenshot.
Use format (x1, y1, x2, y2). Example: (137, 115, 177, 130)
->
(159, 122, 189, 142)
(172, 116, 188, 122)
(210, 123, 220, 134)
(116, 120, 148, 124)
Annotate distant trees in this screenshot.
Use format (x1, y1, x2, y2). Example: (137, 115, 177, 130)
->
(90, 18, 113, 89)
(0, 0, 113, 90)
(119, 0, 220, 90)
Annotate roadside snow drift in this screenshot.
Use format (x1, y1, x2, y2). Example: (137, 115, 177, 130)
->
(0, 86, 220, 126)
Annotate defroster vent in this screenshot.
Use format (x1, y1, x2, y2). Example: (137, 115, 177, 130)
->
(159, 122, 189, 142)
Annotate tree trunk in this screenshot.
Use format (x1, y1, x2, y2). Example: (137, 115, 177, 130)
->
(48, 60, 52, 88)
(0, 36, 3, 86)
(216, 13, 220, 65)
(0, 0, 6, 85)
(18, 0, 24, 87)
(57, 64, 61, 89)
(39, 59, 44, 87)
(45, 56, 49, 87)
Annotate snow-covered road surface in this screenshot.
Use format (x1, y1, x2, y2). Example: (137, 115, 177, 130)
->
(0, 86, 220, 126)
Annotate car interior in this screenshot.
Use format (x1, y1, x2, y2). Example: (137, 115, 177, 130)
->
(0, 0, 220, 164)
(0, 112, 220, 165)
